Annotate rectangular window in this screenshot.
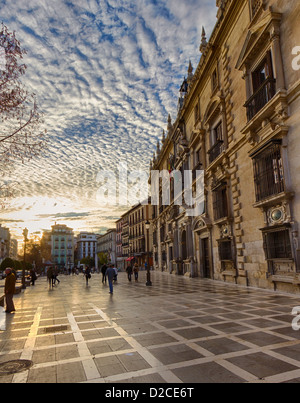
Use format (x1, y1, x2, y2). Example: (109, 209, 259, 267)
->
(218, 240, 233, 261)
(194, 100, 200, 123)
(252, 141, 284, 202)
(193, 148, 202, 182)
(208, 122, 224, 164)
(264, 228, 293, 260)
(212, 68, 218, 92)
(213, 183, 228, 221)
(245, 51, 276, 121)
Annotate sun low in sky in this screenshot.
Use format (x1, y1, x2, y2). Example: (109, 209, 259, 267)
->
(0, 0, 217, 240)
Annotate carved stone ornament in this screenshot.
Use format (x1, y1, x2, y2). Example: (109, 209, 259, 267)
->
(220, 224, 231, 238)
(267, 205, 287, 226)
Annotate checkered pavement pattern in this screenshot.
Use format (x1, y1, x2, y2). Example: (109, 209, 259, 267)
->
(1, 272, 300, 383)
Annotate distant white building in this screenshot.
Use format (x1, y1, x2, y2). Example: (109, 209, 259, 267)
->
(76, 232, 97, 262)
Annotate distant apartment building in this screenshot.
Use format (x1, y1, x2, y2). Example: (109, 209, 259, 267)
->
(51, 224, 74, 268)
(9, 239, 18, 260)
(97, 229, 116, 265)
(76, 232, 97, 261)
(128, 202, 153, 268)
(0, 224, 10, 263)
(115, 203, 153, 270)
(116, 218, 123, 271)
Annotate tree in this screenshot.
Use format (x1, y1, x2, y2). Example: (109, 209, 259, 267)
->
(0, 257, 15, 272)
(80, 256, 95, 268)
(97, 252, 108, 265)
(0, 23, 46, 172)
(26, 238, 43, 268)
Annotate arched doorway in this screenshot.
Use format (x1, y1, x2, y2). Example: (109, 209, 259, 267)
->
(192, 217, 213, 279)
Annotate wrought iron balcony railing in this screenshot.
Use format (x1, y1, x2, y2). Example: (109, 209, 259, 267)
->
(244, 78, 276, 122)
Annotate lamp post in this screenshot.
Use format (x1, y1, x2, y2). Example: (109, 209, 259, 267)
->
(22, 228, 29, 290)
(145, 220, 152, 287)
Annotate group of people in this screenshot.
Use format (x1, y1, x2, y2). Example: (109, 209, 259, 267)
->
(2, 262, 147, 313)
(126, 263, 139, 282)
(46, 267, 60, 288)
(101, 264, 119, 294)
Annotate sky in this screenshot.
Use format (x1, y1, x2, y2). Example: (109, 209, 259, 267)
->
(0, 0, 217, 241)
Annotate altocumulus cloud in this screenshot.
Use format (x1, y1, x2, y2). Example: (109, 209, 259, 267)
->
(0, 0, 216, 235)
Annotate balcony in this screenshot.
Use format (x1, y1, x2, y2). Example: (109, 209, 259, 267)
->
(244, 78, 276, 122)
(208, 140, 224, 164)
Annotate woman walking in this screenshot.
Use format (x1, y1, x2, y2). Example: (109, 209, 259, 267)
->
(85, 267, 91, 286)
(133, 263, 139, 282)
(47, 267, 54, 288)
(4, 268, 16, 313)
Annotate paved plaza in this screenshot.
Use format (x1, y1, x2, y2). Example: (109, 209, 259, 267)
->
(1, 272, 300, 383)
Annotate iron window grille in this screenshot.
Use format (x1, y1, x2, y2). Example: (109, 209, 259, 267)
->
(263, 227, 293, 260)
(252, 141, 284, 202)
(213, 183, 228, 221)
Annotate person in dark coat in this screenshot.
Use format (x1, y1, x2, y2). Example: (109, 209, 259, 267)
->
(30, 269, 37, 286)
(101, 264, 107, 284)
(4, 268, 16, 313)
(126, 265, 133, 282)
(47, 267, 54, 288)
(85, 267, 91, 285)
(106, 265, 116, 294)
(133, 263, 139, 282)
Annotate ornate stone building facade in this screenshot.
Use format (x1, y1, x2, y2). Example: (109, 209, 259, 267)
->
(151, 0, 300, 293)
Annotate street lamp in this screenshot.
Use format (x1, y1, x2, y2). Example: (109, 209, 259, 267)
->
(145, 220, 152, 287)
(22, 228, 29, 290)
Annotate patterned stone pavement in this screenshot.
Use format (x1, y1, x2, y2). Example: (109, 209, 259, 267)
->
(1, 271, 300, 383)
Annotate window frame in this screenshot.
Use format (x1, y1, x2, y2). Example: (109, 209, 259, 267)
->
(212, 182, 228, 222)
(251, 140, 285, 203)
(263, 226, 293, 261)
(218, 239, 233, 261)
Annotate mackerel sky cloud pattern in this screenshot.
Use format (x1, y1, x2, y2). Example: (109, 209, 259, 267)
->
(0, 0, 216, 237)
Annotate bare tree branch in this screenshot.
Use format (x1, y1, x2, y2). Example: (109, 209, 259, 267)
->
(0, 23, 47, 174)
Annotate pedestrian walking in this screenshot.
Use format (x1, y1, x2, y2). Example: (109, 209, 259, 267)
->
(126, 265, 133, 282)
(85, 267, 91, 286)
(106, 264, 116, 294)
(101, 264, 107, 284)
(30, 268, 37, 286)
(47, 267, 54, 288)
(113, 265, 118, 282)
(4, 268, 16, 313)
(53, 267, 60, 285)
(133, 263, 139, 282)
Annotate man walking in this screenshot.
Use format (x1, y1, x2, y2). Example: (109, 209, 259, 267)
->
(101, 264, 107, 284)
(4, 268, 16, 313)
(106, 264, 116, 294)
(47, 267, 54, 288)
(126, 264, 133, 282)
(85, 267, 91, 286)
(133, 263, 139, 282)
